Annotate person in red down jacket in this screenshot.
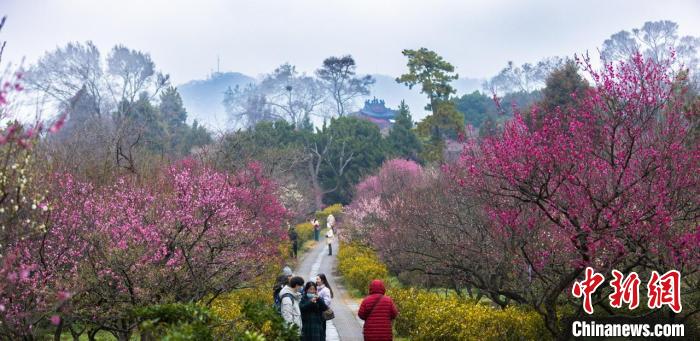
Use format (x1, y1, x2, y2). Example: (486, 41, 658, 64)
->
(358, 279, 399, 341)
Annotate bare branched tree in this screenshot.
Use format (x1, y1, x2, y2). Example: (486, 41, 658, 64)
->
(223, 63, 326, 129)
(316, 55, 374, 116)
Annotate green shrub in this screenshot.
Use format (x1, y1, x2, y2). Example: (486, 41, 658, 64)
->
(240, 331, 266, 341)
(135, 303, 214, 341)
(234, 298, 300, 340)
(390, 288, 550, 340)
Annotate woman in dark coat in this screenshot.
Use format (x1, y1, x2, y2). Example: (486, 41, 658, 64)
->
(358, 279, 399, 341)
(299, 281, 328, 341)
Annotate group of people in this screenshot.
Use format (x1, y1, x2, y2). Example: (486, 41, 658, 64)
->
(274, 267, 335, 341)
(274, 267, 399, 341)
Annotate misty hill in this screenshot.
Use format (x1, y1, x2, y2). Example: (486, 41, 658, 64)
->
(177, 71, 482, 129)
(453, 77, 483, 97)
(178, 72, 255, 130)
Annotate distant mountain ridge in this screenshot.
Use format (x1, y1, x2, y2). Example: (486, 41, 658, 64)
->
(178, 72, 255, 131)
(177, 71, 483, 129)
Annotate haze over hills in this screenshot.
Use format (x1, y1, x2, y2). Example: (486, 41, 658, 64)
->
(178, 72, 255, 131)
(177, 71, 483, 130)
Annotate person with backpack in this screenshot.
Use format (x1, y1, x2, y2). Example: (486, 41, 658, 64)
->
(358, 279, 399, 341)
(299, 281, 328, 341)
(273, 267, 293, 306)
(279, 276, 304, 332)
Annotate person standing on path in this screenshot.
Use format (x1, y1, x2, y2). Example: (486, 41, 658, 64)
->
(325, 228, 334, 256)
(316, 273, 334, 306)
(273, 267, 293, 305)
(300, 282, 328, 341)
(326, 213, 335, 233)
(358, 279, 399, 341)
(280, 276, 305, 333)
(316, 273, 334, 338)
(312, 218, 320, 241)
(288, 225, 298, 258)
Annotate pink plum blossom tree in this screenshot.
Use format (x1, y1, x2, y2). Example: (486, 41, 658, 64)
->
(452, 53, 699, 335)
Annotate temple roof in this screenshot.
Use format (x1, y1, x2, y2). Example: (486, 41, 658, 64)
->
(355, 98, 396, 120)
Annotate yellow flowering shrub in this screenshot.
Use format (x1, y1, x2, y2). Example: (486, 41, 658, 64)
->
(337, 242, 372, 275)
(390, 288, 550, 340)
(315, 203, 343, 227)
(345, 257, 388, 295)
(325, 203, 343, 214)
(208, 290, 246, 335)
(208, 286, 299, 340)
(209, 288, 263, 324)
(337, 243, 388, 295)
(337, 243, 549, 339)
(295, 222, 314, 244)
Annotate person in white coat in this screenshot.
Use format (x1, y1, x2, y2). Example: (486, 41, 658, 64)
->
(325, 228, 334, 256)
(316, 273, 334, 338)
(280, 276, 305, 332)
(326, 214, 336, 232)
(316, 273, 333, 307)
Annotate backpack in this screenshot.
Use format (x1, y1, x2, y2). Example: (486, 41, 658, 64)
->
(274, 292, 294, 314)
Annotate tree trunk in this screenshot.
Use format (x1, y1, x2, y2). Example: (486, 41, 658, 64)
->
(314, 187, 323, 211)
(452, 281, 462, 298)
(115, 320, 132, 341)
(53, 318, 64, 341)
(465, 283, 474, 299)
(115, 330, 131, 341)
(68, 324, 85, 340)
(141, 329, 154, 341)
(87, 328, 100, 341)
(308, 159, 324, 210)
(544, 299, 564, 339)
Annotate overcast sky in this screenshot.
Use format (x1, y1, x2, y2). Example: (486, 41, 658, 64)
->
(2, 0, 700, 85)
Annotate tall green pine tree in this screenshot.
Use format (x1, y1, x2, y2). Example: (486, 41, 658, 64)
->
(386, 101, 422, 162)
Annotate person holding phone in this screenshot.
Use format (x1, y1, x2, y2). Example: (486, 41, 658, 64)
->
(299, 282, 328, 341)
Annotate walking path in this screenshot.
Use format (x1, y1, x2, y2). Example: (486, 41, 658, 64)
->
(294, 238, 364, 340)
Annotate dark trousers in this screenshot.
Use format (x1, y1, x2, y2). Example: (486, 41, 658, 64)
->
(292, 242, 298, 258)
(328, 243, 332, 256)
